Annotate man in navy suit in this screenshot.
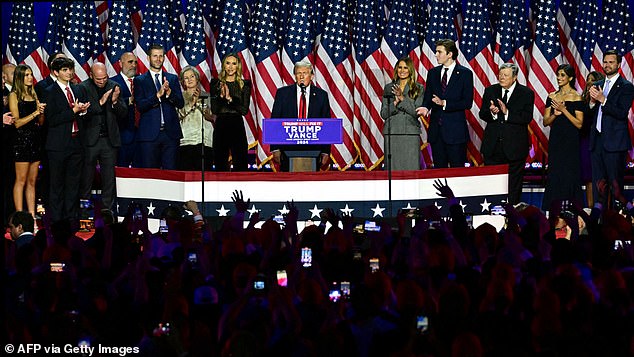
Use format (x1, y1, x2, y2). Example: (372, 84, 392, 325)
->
(111, 52, 139, 168)
(43, 57, 91, 223)
(270, 60, 332, 171)
(8, 211, 35, 250)
(417, 39, 473, 168)
(479, 63, 535, 205)
(588, 50, 634, 207)
(134, 44, 184, 169)
(35, 52, 67, 99)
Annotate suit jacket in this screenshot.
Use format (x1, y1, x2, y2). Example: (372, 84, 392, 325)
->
(380, 82, 424, 135)
(43, 82, 88, 151)
(35, 76, 55, 100)
(589, 76, 634, 152)
(422, 64, 473, 144)
(110, 73, 137, 145)
(77, 79, 127, 148)
(480, 83, 535, 161)
(134, 71, 184, 141)
(270, 84, 332, 153)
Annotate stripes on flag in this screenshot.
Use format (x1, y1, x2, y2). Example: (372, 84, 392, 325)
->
(314, 0, 357, 170)
(352, 0, 385, 170)
(5, 3, 46, 81)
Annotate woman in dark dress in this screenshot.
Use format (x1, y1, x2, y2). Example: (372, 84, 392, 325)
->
(542, 64, 584, 211)
(8, 64, 46, 217)
(580, 71, 605, 207)
(210, 53, 251, 171)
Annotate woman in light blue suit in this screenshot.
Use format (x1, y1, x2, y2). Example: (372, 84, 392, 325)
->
(380, 57, 425, 171)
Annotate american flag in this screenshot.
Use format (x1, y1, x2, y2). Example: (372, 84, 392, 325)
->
(457, 0, 497, 166)
(63, 2, 103, 82)
(128, 0, 143, 44)
(42, 1, 68, 72)
(314, 0, 357, 170)
(352, 0, 385, 170)
(166, 0, 186, 58)
(134, 0, 179, 75)
(215, 0, 260, 166)
(526, 0, 561, 164)
(420, 0, 460, 165)
(95, 1, 110, 65)
(594, 0, 634, 162)
(280, 0, 316, 86)
(200, 0, 224, 78)
(5, 3, 46, 81)
(249, 0, 284, 167)
(493, 0, 530, 83)
(106, 0, 135, 75)
(181, 0, 211, 92)
(382, 0, 424, 80)
(558, 0, 599, 91)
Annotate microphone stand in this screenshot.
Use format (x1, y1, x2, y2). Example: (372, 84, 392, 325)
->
(199, 93, 209, 217)
(384, 82, 397, 217)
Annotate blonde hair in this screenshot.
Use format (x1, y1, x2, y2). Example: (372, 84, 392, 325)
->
(219, 53, 244, 89)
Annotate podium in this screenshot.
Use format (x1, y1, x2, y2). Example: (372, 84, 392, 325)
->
(286, 150, 322, 172)
(263, 118, 343, 172)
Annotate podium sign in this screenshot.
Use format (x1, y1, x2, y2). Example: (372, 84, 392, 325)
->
(262, 118, 343, 145)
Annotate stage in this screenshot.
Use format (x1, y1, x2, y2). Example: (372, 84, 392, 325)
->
(115, 166, 509, 226)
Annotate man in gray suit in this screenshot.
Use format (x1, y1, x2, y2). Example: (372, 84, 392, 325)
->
(78, 63, 127, 211)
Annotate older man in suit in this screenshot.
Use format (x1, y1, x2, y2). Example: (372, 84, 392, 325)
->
(111, 52, 138, 168)
(270, 60, 332, 171)
(588, 50, 634, 207)
(78, 63, 127, 211)
(134, 44, 184, 169)
(43, 57, 90, 223)
(479, 63, 535, 205)
(417, 39, 474, 168)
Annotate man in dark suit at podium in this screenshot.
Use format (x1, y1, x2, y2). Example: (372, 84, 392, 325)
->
(270, 60, 332, 171)
(479, 63, 535, 205)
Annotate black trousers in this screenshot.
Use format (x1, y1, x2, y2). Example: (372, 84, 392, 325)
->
(47, 137, 83, 223)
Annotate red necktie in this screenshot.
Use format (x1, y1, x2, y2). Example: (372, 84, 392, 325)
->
(129, 77, 140, 127)
(65, 86, 78, 134)
(299, 89, 307, 118)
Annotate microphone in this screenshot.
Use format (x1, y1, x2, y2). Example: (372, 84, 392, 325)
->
(299, 82, 307, 93)
(382, 81, 398, 98)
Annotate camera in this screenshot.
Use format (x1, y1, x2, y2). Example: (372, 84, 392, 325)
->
(50, 262, 65, 272)
(188, 252, 198, 264)
(428, 220, 442, 229)
(329, 282, 342, 302)
(80, 199, 92, 209)
(560, 200, 575, 220)
(340, 281, 351, 298)
(369, 257, 379, 273)
(273, 215, 285, 227)
(491, 205, 506, 215)
(416, 315, 429, 333)
(155, 322, 171, 336)
(405, 208, 422, 219)
(159, 219, 168, 233)
(133, 206, 143, 221)
(253, 275, 266, 290)
(364, 220, 380, 232)
(276, 270, 288, 287)
(301, 247, 312, 267)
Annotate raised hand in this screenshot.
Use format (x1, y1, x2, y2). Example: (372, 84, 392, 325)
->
(162, 77, 171, 96)
(496, 98, 508, 115)
(111, 85, 121, 103)
(416, 107, 429, 117)
(489, 100, 500, 114)
(433, 178, 455, 199)
(99, 88, 114, 106)
(231, 190, 250, 213)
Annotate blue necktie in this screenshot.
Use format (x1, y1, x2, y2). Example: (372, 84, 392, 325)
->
(155, 73, 165, 126)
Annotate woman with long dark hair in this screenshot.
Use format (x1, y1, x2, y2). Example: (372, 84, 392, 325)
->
(542, 64, 584, 211)
(8, 64, 46, 216)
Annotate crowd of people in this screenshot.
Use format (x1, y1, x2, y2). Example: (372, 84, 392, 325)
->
(4, 181, 634, 356)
